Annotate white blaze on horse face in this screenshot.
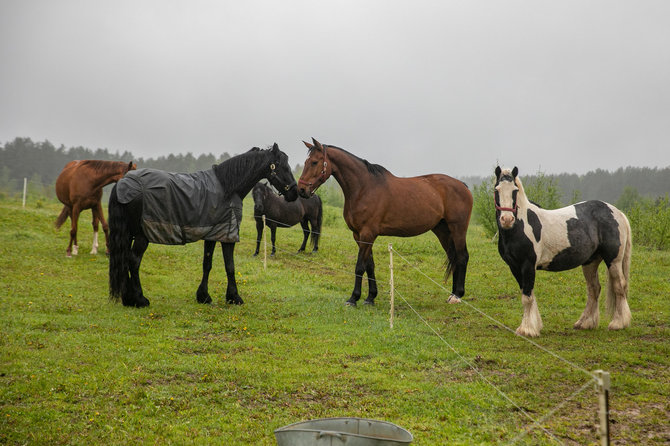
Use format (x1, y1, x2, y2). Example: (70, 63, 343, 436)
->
(496, 180, 518, 229)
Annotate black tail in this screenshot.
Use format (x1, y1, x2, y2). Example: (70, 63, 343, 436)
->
(310, 196, 323, 251)
(444, 236, 456, 281)
(108, 186, 130, 303)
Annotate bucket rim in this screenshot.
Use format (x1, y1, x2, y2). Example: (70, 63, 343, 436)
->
(274, 416, 413, 442)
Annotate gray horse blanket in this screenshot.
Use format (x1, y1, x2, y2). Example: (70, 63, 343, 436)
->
(116, 168, 242, 245)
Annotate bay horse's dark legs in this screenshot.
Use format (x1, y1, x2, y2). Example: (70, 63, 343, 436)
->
(127, 235, 150, 307)
(253, 216, 263, 256)
(348, 234, 376, 306)
(432, 221, 468, 300)
(298, 219, 310, 252)
(221, 242, 243, 304)
(196, 240, 216, 304)
(363, 250, 378, 305)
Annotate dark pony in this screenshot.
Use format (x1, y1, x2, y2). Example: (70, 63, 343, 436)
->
(108, 144, 298, 307)
(55, 160, 136, 257)
(298, 138, 473, 306)
(252, 181, 323, 256)
(495, 166, 632, 337)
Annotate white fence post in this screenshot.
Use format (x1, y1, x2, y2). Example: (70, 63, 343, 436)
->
(22, 178, 27, 208)
(594, 370, 611, 446)
(389, 243, 394, 329)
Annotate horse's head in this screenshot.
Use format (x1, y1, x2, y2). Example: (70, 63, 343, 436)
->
(298, 138, 332, 198)
(495, 166, 520, 230)
(252, 182, 267, 215)
(265, 143, 298, 202)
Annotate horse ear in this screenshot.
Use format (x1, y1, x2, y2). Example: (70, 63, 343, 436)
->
(512, 166, 518, 178)
(271, 142, 279, 153)
(312, 138, 324, 152)
(128, 161, 135, 171)
(495, 166, 501, 179)
(303, 140, 314, 150)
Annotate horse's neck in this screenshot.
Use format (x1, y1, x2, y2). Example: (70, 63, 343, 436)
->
(217, 153, 268, 199)
(328, 148, 372, 199)
(94, 164, 126, 188)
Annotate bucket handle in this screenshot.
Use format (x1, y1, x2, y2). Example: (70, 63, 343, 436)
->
(318, 430, 344, 441)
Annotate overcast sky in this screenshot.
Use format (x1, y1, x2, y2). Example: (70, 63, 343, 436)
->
(1, 1, 669, 177)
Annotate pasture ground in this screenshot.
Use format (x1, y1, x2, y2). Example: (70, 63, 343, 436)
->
(0, 198, 668, 445)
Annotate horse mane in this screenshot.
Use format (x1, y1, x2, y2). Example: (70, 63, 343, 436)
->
(80, 160, 129, 175)
(212, 147, 271, 195)
(322, 145, 389, 177)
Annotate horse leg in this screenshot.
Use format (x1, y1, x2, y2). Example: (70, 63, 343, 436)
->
(127, 235, 150, 307)
(347, 233, 375, 306)
(67, 205, 81, 257)
(363, 250, 378, 305)
(310, 216, 320, 253)
(574, 260, 601, 329)
(222, 242, 243, 304)
(253, 216, 263, 256)
(196, 240, 216, 304)
(270, 225, 277, 256)
(90, 204, 102, 255)
(516, 263, 543, 337)
(298, 219, 310, 252)
(606, 260, 631, 330)
(97, 201, 111, 256)
(432, 221, 469, 303)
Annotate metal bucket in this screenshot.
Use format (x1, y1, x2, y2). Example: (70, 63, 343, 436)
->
(274, 417, 413, 446)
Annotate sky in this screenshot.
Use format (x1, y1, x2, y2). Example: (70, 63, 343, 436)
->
(1, 0, 669, 177)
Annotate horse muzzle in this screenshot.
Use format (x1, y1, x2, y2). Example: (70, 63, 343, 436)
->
(283, 185, 299, 202)
(499, 214, 516, 229)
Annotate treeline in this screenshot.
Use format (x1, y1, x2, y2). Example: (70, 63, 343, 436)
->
(0, 137, 232, 190)
(462, 165, 670, 206)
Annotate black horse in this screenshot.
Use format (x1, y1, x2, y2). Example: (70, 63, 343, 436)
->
(252, 181, 323, 256)
(108, 144, 298, 307)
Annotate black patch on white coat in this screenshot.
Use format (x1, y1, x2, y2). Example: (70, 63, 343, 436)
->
(546, 201, 621, 271)
(526, 209, 542, 242)
(498, 219, 537, 293)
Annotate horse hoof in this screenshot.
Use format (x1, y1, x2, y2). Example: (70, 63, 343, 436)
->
(252, 252, 258, 257)
(345, 300, 357, 307)
(447, 294, 462, 304)
(135, 297, 150, 308)
(197, 295, 213, 304)
(363, 299, 375, 306)
(227, 297, 244, 305)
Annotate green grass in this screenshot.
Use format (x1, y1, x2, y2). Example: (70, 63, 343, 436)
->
(1, 197, 668, 445)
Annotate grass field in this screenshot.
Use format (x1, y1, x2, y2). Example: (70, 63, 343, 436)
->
(1, 197, 668, 445)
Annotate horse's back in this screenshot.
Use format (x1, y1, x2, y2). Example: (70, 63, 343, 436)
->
(533, 200, 629, 270)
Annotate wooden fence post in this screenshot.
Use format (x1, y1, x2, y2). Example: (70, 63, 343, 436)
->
(389, 243, 394, 329)
(594, 370, 611, 446)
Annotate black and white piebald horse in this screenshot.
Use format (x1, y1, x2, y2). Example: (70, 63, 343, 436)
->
(494, 166, 632, 337)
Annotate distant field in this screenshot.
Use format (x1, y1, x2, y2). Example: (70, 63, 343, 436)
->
(1, 198, 668, 445)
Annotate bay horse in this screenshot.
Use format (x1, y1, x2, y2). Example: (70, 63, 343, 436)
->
(55, 160, 136, 257)
(252, 181, 323, 256)
(108, 144, 298, 308)
(298, 138, 473, 306)
(495, 166, 632, 337)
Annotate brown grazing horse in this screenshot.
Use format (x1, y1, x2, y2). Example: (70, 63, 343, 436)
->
(55, 160, 136, 257)
(298, 138, 473, 306)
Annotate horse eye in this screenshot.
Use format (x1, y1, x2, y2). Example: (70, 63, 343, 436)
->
(311, 161, 318, 166)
